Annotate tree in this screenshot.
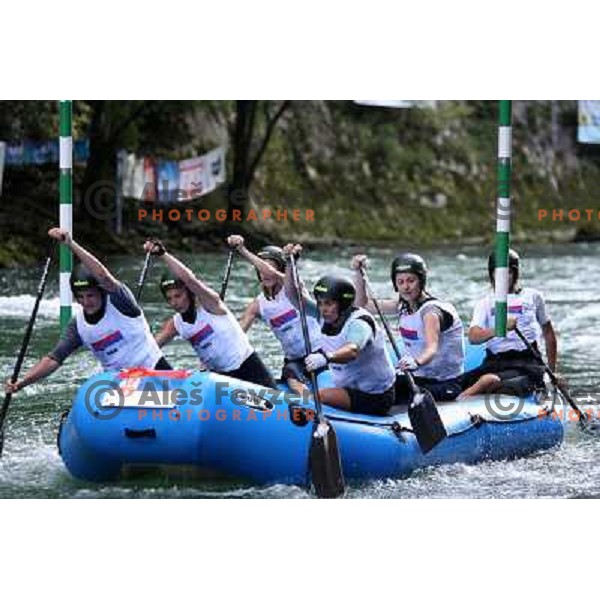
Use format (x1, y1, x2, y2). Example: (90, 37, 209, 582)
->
(227, 100, 290, 220)
(80, 100, 199, 227)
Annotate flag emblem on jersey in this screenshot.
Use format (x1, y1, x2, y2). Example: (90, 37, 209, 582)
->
(190, 324, 214, 345)
(399, 327, 419, 341)
(270, 309, 297, 329)
(491, 304, 523, 316)
(91, 330, 124, 352)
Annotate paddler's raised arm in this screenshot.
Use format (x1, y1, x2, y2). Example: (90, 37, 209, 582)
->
(226, 235, 285, 284)
(351, 254, 398, 315)
(48, 227, 119, 293)
(143, 238, 225, 315)
(282, 244, 319, 319)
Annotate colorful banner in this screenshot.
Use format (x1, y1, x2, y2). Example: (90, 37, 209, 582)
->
(4, 137, 226, 203)
(143, 157, 157, 201)
(4, 139, 89, 165)
(0, 141, 5, 195)
(156, 160, 180, 203)
(119, 152, 147, 199)
(578, 101, 600, 144)
(178, 146, 226, 201)
(205, 146, 226, 189)
(178, 155, 206, 199)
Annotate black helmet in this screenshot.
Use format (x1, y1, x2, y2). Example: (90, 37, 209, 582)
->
(313, 275, 356, 313)
(257, 245, 286, 273)
(390, 253, 428, 291)
(488, 248, 520, 281)
(159, 273, 187, 297)
(70, 265, 101, 294)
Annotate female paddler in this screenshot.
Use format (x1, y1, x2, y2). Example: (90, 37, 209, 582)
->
(353, 252, 465, 404)
(283, 244, 396, 415)
(5, 228, 171, 395)
(227, 235, 325, 394)
(146, 238, 276, 388)
(458, 248, 559, 398)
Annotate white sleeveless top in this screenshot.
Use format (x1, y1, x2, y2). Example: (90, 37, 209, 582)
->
(173, 306, 253, 372)
(257, 287, 323, 359)
(321, 307, 395, 394)
(75, 297, 162, 370)
(397, 298, 464, 380)
(470, 287, 549, 355)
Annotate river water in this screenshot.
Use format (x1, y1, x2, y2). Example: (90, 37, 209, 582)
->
(1, 243, 599, 498)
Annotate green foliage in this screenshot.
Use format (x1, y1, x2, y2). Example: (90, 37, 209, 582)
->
(2, 100, 600, 268)
(0, 101, 57, 141)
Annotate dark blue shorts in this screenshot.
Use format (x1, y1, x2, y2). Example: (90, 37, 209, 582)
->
(345, 385, 395, 416)
(224, 352, 277, 389)
(395, 374, 462, 404)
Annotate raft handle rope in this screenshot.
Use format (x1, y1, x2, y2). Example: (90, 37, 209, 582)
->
(328, 407, 552, 443)
(448, 408, 554, 437)
(323, 412, 413, 439)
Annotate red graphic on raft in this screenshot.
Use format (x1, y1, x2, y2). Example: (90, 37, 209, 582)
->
(189, 324, 214, 346)
(399, 327, 419, 341)
(269, 309, 298, 329)
(91, 330, 124, 352)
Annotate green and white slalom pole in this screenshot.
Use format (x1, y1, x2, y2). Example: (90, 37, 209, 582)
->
(59, 100, 73, 333)
(494, 100, 512, 337)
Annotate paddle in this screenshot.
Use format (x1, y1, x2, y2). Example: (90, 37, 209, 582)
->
(289, 254, 345, 498)
(135, 250, 153, 303)
(219, 248, 235, 300)
(513, 325, 600, 432)
(358, 266, 447, 453)
(0, 243, 56, 456)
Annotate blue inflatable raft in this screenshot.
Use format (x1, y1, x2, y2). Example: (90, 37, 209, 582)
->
(58, 364, 564, 487)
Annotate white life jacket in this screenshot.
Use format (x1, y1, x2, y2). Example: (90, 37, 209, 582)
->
(75, 297, 162, 370)
(477, 288, 545, 355)
(397, 298, 464, 380)
(257, 287, 323, 359)
(321, 307, 395, 394)
(173, 306, 253, 372)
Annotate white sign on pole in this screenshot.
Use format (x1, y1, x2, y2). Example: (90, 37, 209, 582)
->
(578, 101, 600, 144)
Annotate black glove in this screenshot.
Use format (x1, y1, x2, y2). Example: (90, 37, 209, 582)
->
(148, 238, 166, 257)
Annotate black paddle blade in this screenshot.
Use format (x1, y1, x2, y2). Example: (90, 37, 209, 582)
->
(309, 420, 345, 498)
(0, 429, 4, 457)
(408, 390, 447, 454)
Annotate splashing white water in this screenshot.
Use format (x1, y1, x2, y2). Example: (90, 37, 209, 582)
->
(0, 295, 61, 319)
